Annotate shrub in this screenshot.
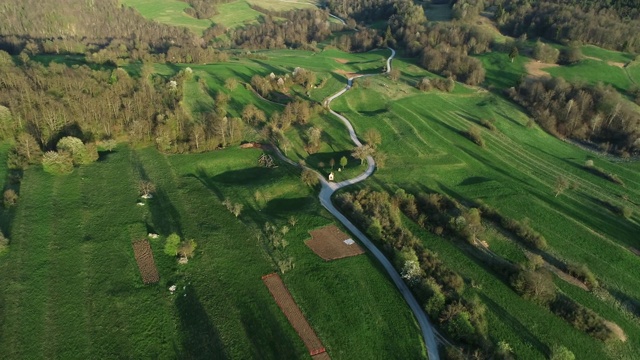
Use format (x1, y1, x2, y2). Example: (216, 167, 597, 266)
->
(178, 239, 197, 258)
(480, 118, 496, 131)
(164, 233, 181, 256)
(550, 344, 575, 360)
(566, 262, 598, 289)
(42, 151, 74, 175)
(511, 269, 556, 305)
(620, 206, 633, 219)
(466, 126, 485, 147)
(57, 136, 94, 165)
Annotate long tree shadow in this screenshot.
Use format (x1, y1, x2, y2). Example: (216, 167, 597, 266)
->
(479, 293, 550, 356)
(148, 188, 182, 237)
(236, 298, 303, 359)
(175, 285, 228, 360)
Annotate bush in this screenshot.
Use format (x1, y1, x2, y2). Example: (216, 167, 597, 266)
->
(42, 151, 74, 175)
(178, 239, 197, 258)
(511, 269, 556, 305)
(164, 233, 181, 256)
(567, 262, 598, 289)
(480, 118, 496, 131)
(57, 136, 93, 165)
(466, 126, 485, 147)
(550, 344, 575, 360)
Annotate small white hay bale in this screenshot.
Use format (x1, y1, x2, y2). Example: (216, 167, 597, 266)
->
(148, 233, 159, 239)
(137, 202, 145, 206)
(169, 285, 177, 293)
(343, 239, 355, 245)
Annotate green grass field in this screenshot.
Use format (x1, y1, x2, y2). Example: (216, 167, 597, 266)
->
(120, 0, 213, 33)
(0, 142, 426, 359)
(545, 59, 633, 92)
(121, 0, 318, 33)
(331, 75, 640, 359)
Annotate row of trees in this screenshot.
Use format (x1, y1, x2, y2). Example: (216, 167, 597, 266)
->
(335, 188, 496, 357)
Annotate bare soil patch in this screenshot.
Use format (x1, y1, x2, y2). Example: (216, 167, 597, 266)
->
(607, 61, 626, 68)
(604, 320, 627, 342)
(334, 58, 349, 64)
(334, 69, 359, 78)
(262, 273, 328, 357)
(306, 225, 364, 261)
(132, 239, 159, 284)
(526, 60, 559, 77)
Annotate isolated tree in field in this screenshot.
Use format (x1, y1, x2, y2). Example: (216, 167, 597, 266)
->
(351, 145, 375, 165)
(241, 104, 266, 125)
(178, 239, 197, 258)
(3, 189, 18, 208)
(550, 345, 575, 360)
(509, 46, 519, 63)
(363, 128, 382, 149)
(301, 168, 319, 187)
(139, 180, 156, 198)
(224, 77, 238, 91)
(305, 126, 322, 154)
(329, 158, 335, 170)
(232, 203, 243, 217)
(554, 176, 569, 197)
(340, 156, 348, 170)
(164, 233, 181, 256)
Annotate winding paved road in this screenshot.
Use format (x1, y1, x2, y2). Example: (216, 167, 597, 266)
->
(318, 48, 440, 360)
(273, 47, 440, 359)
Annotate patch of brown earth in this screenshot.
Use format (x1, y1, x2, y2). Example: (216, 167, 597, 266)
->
(306, 225, 364, 261)
(607, 61, 626, 68)
(604, 321, 627, 342)
(334, 69, 359, 78)
(262, 273, 329, 357)
(333, 58, 349, 64)
(525, 60, 559, 77)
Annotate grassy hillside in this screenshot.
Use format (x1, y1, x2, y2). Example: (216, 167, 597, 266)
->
(120, 0, 213, 33)
(330, 64, 640, 359)
(121, 0, 318, 32)
(0, 141, 426, 358)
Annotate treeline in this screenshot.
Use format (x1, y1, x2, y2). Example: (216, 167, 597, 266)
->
(325, 0, 396, 24)
(498, 0, 640, 53)
(336, 189, 494, 357)
(226, 9, 335, 50)
(392, 188, 617, 343)
(507, 77, 640, 156)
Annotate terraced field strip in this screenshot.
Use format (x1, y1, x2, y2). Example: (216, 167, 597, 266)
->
(262, 273, 328, 357)
(132, 240, 159, 284)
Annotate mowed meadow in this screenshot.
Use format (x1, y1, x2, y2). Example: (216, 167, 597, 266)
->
(328, 60, 640, 359)
(0, 139, 425, 358)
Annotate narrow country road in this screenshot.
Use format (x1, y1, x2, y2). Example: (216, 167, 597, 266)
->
(273, 47, 440, 360)
(319, 47, 440, 360)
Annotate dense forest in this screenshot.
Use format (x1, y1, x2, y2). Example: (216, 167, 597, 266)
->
(497, 0, 640, 53)
(507, 77, 640, 155)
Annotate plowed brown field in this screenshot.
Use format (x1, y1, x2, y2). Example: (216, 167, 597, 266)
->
(306, 225, 364, 261)
(132, 239, 159, 284)
(262, 273, 329, 357)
